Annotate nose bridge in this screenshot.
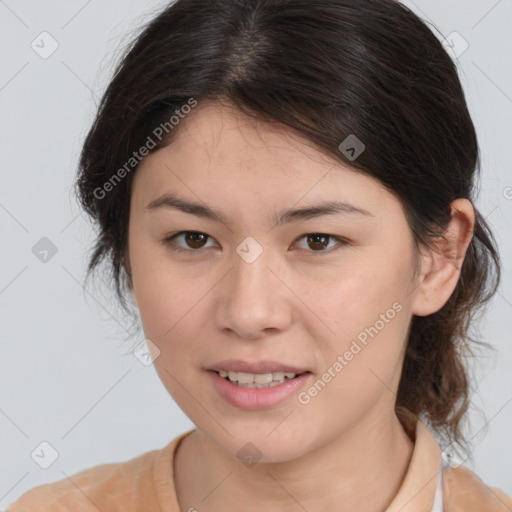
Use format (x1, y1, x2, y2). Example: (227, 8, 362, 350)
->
(231, 235, 279, 304)
(216, 236, 291, 337)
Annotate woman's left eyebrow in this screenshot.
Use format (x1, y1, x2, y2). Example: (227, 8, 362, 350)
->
(146, 192, 374, 227)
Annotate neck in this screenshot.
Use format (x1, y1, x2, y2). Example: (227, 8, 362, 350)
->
(174, 407, 414, 512)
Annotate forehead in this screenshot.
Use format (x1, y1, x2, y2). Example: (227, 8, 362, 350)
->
(169, 102, 329, 163)
(132, 101, 401, 222)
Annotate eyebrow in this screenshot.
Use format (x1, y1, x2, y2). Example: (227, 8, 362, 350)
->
(146, 193, 373, 226)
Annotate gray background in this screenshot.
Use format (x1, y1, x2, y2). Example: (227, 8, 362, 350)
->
(1, 0, 511, 507)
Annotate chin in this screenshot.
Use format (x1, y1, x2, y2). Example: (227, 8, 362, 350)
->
(203, 423, 315, 465)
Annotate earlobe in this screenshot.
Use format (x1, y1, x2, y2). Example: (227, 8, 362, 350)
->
(411, 198, 475, 317)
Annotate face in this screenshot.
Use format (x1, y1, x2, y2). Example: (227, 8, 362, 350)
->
(126, 101, 423, 462)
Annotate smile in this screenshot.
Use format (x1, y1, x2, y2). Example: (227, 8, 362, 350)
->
(208, 370, 312, 410)
(217, 370, 299, 388)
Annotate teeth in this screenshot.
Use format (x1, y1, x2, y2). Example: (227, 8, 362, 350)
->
(217, 370, 299, 386)
(238, 371, 256, 384)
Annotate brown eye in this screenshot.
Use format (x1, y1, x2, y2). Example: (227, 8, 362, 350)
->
(295, 233, 348, 254)
(183, 232, 208, 249)
(306, 234, 330, 251)
(162, 231, 216, 252)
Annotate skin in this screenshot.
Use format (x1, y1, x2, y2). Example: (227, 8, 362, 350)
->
(125, 101, 475, 512)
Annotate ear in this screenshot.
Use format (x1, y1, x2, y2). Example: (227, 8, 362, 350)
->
(411, 198, 475, 317)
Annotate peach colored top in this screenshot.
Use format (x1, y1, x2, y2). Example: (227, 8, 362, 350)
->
(5, 418, 511, 511)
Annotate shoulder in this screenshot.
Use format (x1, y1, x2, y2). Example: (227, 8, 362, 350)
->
(5, 445, 168, 512)
(443, 465, 512, 511)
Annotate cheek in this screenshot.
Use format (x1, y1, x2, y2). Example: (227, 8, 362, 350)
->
(130, 247, 223, 375)
(131, 262, 210, 408)
(299, 295, 409, 434)
(301, 253, 412, 386)
(134, 269, 208, 344)
(128, 240, 184, 344)
(300, 260, 408, 336)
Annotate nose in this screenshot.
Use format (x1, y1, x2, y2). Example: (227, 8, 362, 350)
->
(214, 244, 293, 340)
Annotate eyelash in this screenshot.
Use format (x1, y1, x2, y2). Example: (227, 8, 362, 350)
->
(160, 231, 349, 255)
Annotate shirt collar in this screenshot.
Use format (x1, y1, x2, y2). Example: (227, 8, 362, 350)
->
(384, 408, 443, 512)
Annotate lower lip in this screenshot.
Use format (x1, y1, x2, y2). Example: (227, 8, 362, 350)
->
(207, 370, 311, 410)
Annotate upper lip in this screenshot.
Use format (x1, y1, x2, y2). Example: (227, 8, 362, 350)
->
(208, 360, 310, 374)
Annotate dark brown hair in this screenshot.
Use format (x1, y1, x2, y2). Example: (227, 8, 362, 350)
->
(75, 0, 501, 448)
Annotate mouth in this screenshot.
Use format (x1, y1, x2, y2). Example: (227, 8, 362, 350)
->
(214, 369, 309, 389)
(206, 361, 313, 410)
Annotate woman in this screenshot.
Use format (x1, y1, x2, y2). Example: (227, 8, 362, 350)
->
(7, 0, 511, 510)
